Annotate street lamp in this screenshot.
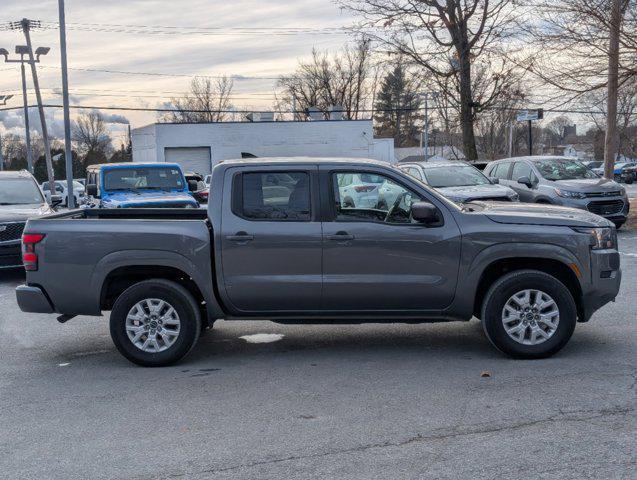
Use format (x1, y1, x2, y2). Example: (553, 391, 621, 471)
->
(419, 92, 439, 160)
(0, 43, 50, 174)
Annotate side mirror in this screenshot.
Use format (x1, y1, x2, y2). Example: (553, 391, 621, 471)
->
(187, 179, 199, 192)
(50, 194, 63, 208)
(86, 184, 98, 197)
(489, 177, 499, 184)
(411, 201, 442, 225)
(517, 176, 533, 188)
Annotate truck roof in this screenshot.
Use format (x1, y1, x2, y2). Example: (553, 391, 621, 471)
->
(218, 156, 391, 168)
(87, 162, 183, 171)
(0, 170, 36, 179)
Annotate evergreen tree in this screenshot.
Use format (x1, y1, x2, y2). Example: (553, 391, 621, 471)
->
(373, 64, 422, 147)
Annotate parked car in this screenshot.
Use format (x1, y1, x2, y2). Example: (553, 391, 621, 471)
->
(337, 172, 389, 208)
(42, 180, 86, 207)
(1, 170, 59, 270)
(17, 157, 620, 366)
(85, 163, 199, 208)
(204, 174, 212, 187)
(484, 156, 629, 228)
(582, 161, 603, 170)
(592, 161, 637, 183)
(183, 171, 209, 204)
(398, 160, 519, 203)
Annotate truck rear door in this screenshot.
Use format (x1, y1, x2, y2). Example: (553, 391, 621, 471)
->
(319, 166, 461, 311)
(219, 165, 322, 312)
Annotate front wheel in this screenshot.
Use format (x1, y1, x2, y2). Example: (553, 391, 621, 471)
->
(110, 279, 201, 367)
(481, 270, 576, 359)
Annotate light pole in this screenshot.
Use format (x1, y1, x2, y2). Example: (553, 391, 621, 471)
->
(58, 0, 75, 208)
(10, 19, 55, 188)
(419, 92, 438, 160)
(0, 46, 44, 173)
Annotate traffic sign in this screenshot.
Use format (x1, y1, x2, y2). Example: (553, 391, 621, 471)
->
(516, 109, 544, 122)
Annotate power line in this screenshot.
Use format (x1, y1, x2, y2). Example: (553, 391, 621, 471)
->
(36, 65, 282, 80)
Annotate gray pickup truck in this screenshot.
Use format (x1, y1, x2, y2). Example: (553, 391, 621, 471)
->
(16, 158, 621, 366)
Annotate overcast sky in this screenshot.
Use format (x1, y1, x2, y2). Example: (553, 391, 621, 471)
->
(0, 0, 355, 142)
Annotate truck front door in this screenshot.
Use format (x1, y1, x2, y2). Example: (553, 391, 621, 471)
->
(220, 166, 322, 313)
(320, 167, 461, 312)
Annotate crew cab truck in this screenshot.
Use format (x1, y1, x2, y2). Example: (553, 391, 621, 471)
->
(16, 157, 621, 366)
(85, 162, 200, 209)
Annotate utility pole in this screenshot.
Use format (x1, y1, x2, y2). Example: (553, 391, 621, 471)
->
(508, 122, 514, 157)
(604, 0, 622, 179)
(20, 60, 34, 172)
(0, 133, 3, 171)
(528, 120, 533, 156)
(13, 19, 55, 188)
(58, 1, 75, 208)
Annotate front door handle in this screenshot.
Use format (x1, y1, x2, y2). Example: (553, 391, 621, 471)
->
(226, 232, 254, 242)
(327, 232, 354, 241)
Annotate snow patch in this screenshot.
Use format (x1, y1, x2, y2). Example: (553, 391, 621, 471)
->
(239, 333, 284, 344)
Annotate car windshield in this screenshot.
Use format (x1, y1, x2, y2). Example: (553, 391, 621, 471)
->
(0, 178, 45, 205)
(103, 167, 185, 191)
(532, 159, 598, 180)
(422, 165, 491, 188)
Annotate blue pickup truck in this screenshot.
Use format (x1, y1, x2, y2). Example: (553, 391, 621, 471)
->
(85, 163, 199, 208)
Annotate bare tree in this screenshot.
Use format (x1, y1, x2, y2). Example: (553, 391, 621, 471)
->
(72, 111, 113, 166)
(277, 39, 375, 119)
(339, 0, 518, 160)
(164, 76, 234, 123)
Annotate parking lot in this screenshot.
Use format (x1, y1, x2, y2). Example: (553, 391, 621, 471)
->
(0, 230, 635, 479)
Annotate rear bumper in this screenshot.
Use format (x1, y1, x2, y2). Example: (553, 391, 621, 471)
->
(580, 250, 621, 321)
(16, 285, 54, 314)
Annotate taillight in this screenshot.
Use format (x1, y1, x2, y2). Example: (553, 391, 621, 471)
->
(22, 233, 45, 271)
(354, 185, 377, 193)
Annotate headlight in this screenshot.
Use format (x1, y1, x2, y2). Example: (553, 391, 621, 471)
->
(573, 227, 617, 250)
(619, 187, 626, 196)
(555, 188, 586, 199)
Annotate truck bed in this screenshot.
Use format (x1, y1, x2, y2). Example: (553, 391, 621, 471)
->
(45, 208, 209, 221)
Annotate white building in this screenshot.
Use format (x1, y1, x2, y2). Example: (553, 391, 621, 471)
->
(131, 119, 394, 174)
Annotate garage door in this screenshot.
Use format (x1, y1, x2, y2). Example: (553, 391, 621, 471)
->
(164, 147, 212, 175)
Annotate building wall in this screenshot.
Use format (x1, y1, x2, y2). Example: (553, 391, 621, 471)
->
(131, 120, 394, 167)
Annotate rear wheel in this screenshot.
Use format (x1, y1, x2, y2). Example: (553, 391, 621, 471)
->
(110, 279, 201, 367)
(481, 270, 576, 359)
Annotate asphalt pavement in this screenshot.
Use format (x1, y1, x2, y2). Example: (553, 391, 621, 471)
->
(1, 233, 636, 479)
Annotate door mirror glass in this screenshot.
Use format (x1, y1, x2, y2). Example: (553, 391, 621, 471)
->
(411, 201, 441, 225)
(50, 194, 63, 208)
(517, 176, 533, 188)
(490, 177, 499, 184)
(187, 179, 199, 192)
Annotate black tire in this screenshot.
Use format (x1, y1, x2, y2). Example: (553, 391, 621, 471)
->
(110, 279, 201, 367)
(613, 221, 624, 230)
(343, 197, 355, 208)
(481, 270, 577, 359)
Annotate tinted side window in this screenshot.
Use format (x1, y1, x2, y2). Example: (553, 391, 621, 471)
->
(333, 172, 422, 224)
(493, 162, 511, 179)
(241, 172, 310, 221)
(511, 162, 532, 181)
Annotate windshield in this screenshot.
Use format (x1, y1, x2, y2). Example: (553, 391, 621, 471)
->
(0, 178, 45, 205)
(422, 165, 491, 188)
(532, 159, 598, 180)
(103, 167, 185, 191)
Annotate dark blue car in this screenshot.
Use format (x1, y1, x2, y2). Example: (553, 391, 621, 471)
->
(85, 163, 199, 208)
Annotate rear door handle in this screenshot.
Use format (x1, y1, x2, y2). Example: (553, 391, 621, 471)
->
(326, 232, 354, 241)
(226, 232, 254, 242)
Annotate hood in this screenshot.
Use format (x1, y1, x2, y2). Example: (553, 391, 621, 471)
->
(0, 203, 53, 222)
(550, 177, 622, 193)
(435, 183, 517, 202)
(102, 190, 198, 208)
(470, 201, 613, 228)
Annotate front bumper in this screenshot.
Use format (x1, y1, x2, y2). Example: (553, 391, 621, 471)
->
(580, 249, 622, 321)
(15, 284, 54, 314)
(0, 241, 22, 270)
(556, 196, 630, 224)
